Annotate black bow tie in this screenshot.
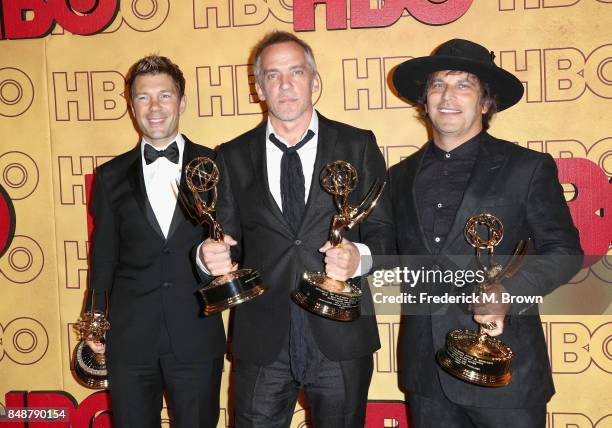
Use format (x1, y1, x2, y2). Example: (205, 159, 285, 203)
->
(144, 142, 179, 164)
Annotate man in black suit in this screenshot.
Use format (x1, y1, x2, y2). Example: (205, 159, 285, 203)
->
(389, 39, 583, 427)
(85, 55, 226, 427)
(198, 31, 394, 427)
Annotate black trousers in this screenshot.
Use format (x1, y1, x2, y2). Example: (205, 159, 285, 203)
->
(108, 325, 223, 428)
(234, 341, 374, 428)
(408, 393, 546, 428)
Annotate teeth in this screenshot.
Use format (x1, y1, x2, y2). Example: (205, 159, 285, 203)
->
(439, 108, 460, 113)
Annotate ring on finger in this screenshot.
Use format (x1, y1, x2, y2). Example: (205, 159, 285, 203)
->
(481, 321, 498, 330)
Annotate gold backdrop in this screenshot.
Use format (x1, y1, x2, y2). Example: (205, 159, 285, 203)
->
(0, 0, 610, 426)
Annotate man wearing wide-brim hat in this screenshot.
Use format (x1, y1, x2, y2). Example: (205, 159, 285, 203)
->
(389, 39, 583, 427)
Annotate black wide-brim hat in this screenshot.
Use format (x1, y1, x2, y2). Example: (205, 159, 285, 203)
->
(392, 39, 524, 111)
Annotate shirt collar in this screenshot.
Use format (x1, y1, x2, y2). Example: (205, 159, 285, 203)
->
(266, 109, 319, 147)
(430, 131, 483, 160)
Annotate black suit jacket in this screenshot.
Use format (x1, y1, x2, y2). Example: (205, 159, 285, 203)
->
(86, 136, 226, 365)
(390, 133, 583, 407)
(213, 113, 395, 365)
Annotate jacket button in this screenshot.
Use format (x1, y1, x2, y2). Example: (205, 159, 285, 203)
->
(162, 282, 172, 288)
(294, 240, 302, 246)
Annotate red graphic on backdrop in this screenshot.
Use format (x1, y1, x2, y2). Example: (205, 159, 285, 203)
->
(0, 183, 15, 258)
(85, 174, 95, 242)
(293, 0, 473, 30)
(556, 157, 611, 267)
(2, 391, 409, 427)
(0, 0, 119, 40)
(366, 401, 410, 427)
(3, 391, 112, 427)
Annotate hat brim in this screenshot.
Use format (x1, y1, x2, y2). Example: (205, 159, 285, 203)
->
(392, 56, 524, 111)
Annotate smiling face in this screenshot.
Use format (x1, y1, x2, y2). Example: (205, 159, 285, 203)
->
(255, 41, 319, 131)
(131, 73, 186, 148)
(425, 70, 489, 148)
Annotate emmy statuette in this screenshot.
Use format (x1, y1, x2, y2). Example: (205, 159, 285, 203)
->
(73, 295, 110, 389)
(436, 213, 528, 387)
(291, 160, 385, 322)
(177, 157, 265, 315)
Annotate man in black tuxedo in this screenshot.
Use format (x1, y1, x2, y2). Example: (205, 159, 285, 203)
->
(389, 39, 583, 427)
(85, 55, 225, 427)
(198, 31, 394, 427)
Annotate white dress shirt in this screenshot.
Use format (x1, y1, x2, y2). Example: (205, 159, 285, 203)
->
(265, 111, 319, 207)
(266, 111, 370, 276)
(197, 110, 371, 277)
(141, 133, 184, 238)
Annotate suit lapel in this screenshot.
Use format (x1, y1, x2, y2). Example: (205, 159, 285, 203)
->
(400, 145, 432, 254)
(127, 150, 165, 240)
(297, 114, 339, 234)
(440, 134, 507, 254)
(166, 136, 193, 241)
(249, 123, 294, 237)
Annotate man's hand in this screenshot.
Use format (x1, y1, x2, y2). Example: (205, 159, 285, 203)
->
(471, 282, 511, 337)
(86, 339, 106, 354)
(199, 235, 237, 276)
(319, 238, 360, 282)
